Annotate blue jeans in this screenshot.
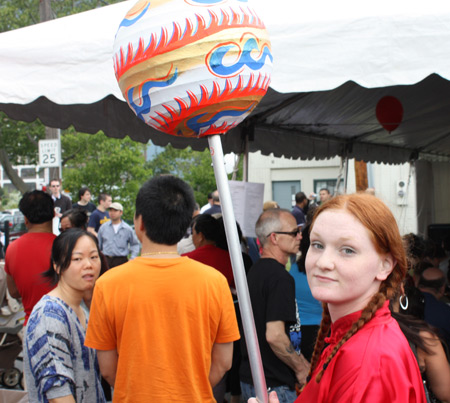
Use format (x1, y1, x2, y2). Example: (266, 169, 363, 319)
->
(240, 382, 297, 403)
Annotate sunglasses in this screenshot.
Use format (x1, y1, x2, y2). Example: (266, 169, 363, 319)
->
(266, 228, 301, 238)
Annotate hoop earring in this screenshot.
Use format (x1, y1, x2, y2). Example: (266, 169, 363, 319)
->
(399, 295, 408, 311)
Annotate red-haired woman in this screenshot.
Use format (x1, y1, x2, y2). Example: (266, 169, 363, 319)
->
(250, 194, 426, 402)
(298, 193, 425, 402)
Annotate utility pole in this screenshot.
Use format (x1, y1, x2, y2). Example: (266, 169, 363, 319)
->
(39, 0, 61, 182)
(39, 0, 53, 21)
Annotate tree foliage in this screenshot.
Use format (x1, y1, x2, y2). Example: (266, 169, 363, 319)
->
(62, 130, 152, 221)
(0, 0, 142, 214)
(147, 145, 242, 207)
(0, 114, 45, 164)
(0, 0, 122, 33)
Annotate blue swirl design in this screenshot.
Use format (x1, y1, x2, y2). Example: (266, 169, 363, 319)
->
(127, 70, 178, 121)
(185, 104, 253, 135)
(118, 2, 150, 29)
(209, 38, 273, 76)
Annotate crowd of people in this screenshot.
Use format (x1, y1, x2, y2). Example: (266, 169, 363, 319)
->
(1, 178, 450, 402)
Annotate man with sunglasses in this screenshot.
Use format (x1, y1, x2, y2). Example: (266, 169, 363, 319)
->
(240, 208, 310, 403)
(48, 178, 72, 217)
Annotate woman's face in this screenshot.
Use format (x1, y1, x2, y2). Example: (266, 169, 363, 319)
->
(60, 216, 72, 232)
(58, 236, 101, 293)
(306, 209, 393, 320)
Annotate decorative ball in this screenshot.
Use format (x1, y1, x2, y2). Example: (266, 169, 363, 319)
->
(376, 96, 403, 133)
(113, 0, 273, 138)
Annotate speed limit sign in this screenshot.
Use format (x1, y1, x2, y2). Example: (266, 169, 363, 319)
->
(39, 139, 60, 167)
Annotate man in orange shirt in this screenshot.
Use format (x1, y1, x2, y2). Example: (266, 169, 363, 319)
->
(85, 176, 239, 402)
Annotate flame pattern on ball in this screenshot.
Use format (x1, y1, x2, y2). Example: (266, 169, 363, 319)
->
(113, 0, 272, 138)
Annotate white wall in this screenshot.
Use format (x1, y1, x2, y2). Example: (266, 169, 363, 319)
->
(248, 152, 418, 235)
(365, 162, 418, 235)
(249, 152, 341, 202)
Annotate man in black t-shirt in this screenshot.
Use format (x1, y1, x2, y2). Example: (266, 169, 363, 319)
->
(240, 208, 310, 403)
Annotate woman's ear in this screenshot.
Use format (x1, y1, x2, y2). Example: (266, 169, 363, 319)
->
(376, 254, 396, 281)
(53, 263, 60, 275)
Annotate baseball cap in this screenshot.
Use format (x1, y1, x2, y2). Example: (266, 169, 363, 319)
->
(109, 202, 123, 211)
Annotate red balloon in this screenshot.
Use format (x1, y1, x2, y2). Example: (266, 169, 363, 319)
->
(376, 96, 403, 132)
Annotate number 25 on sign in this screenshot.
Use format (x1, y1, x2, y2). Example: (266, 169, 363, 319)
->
(39, 139, 60, 168)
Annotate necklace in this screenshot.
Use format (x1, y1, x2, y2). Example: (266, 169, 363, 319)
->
(141, 251, 179, 256)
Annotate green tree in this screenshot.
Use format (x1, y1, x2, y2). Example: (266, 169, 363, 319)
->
(0, 0, 124, 193)
(62, 130, 152, 221)
(0, 0, 122, 33)
(147, 145, 243, 206)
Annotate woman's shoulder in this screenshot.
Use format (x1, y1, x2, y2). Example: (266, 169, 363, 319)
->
(338, 315, 412, 361)
(27, 296, 71, 329)
(418, 329, 440, 343)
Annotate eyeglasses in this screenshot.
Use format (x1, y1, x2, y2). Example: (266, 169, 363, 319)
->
(50, 184, 60, 187)
(266, 229, 301, 238)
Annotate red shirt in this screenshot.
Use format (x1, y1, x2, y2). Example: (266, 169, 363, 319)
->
(296, 302, 426, 403)
(5, 232, 56, 324)
(183, 244, 235, 289)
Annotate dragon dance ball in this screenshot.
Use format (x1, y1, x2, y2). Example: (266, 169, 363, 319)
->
(113, 0, 273, 138)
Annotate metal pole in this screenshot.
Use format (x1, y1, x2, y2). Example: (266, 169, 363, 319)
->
(40, 0, 60, 181)
(4, 220, 10, 252)
(243, 132, 249, 182)
(208, 134, 268, 403)
(343, 156, 349, 193)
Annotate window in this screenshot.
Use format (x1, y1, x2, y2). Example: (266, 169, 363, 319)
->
(272, 181, 301, 210)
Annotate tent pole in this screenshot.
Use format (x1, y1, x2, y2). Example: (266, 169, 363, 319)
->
(208, 134, 267, 403)
(243, 132, 249, 182)
(343, 156, 349, 193)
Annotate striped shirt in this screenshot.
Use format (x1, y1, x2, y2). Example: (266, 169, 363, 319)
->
(24, 295, 105, 403)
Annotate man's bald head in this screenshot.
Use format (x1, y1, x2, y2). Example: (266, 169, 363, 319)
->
(418, 267, 446, 297)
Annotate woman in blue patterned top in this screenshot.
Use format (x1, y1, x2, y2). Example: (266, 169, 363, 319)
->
(24, 229, 105, 403)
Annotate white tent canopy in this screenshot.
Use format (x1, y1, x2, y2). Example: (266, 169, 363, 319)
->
(1, 0, 450, 163)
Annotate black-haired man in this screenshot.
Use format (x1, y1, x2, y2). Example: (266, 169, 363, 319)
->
(86, 176, 239, 402)
(292, 191, 308, 227)
(5, 190, 56, 324)
(72, 186, 96, 215)
(87, 192, 112, 235)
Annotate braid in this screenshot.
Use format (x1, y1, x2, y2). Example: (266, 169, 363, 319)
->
(314, 293, 386, 383)
(380, 263, 404, 302)
(308, 303, 331, 380)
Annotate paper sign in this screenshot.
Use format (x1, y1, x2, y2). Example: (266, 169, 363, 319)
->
(229, 181, 264, 238)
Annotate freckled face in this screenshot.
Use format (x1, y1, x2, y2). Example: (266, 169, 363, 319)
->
(306, 210, 393, 319)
